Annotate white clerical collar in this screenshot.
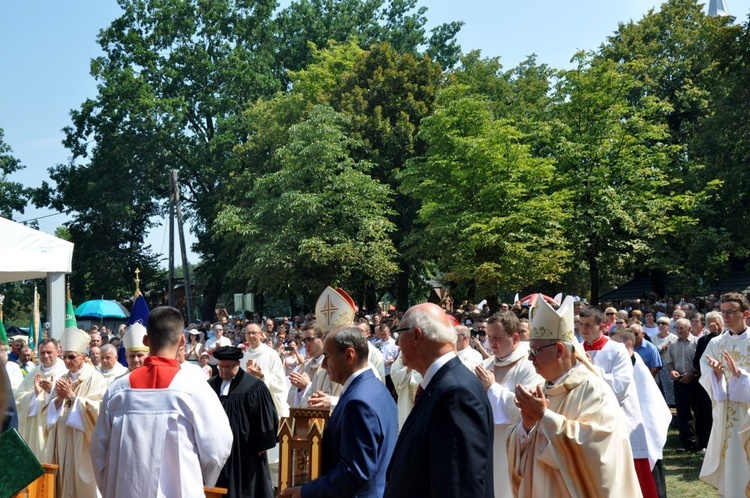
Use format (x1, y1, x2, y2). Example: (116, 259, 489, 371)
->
(341, 366, 370, 395)
(546, 364, 578, 388)
(40, 364, 55, 374)
(69, 370, 81, 381)
(220, 379, 232, 396)
(421, 351, 457, 389)
(312, 355, 324, 366)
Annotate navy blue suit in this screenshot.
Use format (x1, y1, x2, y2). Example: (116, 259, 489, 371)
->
(384, 356, 494, 498)
(302, 369, 397, 498)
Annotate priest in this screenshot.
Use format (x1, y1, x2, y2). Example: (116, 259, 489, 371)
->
(209, 346, 279, 498)
(509, 296, 642, 497)
(14, 337, 67, 460)
(96, 344, 128, 385)
(45, 326, 108, 498)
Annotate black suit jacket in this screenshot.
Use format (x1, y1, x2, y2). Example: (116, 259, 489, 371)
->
(384, 356, 494, 498)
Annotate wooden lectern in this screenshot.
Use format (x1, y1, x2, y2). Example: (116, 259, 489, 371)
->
(277, 408, 330, 496)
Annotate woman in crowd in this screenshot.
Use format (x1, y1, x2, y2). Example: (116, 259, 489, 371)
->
(186, 329, 204, 364)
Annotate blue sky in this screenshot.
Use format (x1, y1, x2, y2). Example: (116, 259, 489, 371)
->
(1, 0, 747, 263)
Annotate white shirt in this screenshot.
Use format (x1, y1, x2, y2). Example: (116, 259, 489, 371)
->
(421, 351, 457, 389)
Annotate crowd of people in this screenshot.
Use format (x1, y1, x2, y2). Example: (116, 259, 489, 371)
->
(1, 288, 750, 498)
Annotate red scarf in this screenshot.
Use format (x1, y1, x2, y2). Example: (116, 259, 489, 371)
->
(583, 335, 609, 351)
(129, 356, 180, 389)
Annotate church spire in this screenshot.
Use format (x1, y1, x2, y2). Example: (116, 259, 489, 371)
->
(708, 0, 735, 20)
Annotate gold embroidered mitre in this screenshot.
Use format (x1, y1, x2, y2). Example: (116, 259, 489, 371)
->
(315, 287, 356, 333)
(530, 295, 576, 343)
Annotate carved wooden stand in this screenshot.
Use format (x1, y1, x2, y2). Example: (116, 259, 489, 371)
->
(277, 408, 329, 496)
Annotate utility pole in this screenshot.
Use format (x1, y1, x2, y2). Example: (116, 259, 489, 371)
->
(172, 170, 195, 324)
(168, 172, 175, 307)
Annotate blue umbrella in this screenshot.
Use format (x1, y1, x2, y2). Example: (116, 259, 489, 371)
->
(74, 299, 129, 319)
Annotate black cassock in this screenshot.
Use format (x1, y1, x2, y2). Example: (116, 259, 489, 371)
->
(208, 369, 279, 498)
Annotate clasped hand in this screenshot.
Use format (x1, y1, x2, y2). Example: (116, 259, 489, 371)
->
(514, 384, 547, 432)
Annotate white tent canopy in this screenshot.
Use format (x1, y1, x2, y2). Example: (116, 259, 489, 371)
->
(0, 216, 74, 338)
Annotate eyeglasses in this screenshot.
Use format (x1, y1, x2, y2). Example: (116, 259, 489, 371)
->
(63, 354, 80, 361)
(657, 322, 669, 326)
(300, 337, 317, 344)
(606, 312, 616, 316)
(721, 309, 742, 317)
(528, 343, 559, 358)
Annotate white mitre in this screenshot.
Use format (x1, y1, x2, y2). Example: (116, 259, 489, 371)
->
(530, 295, 576, 342)
(123, 322, 149, 352)
(60, 327, 90, 354)
(315, 287, 356, 333)
(531, 295, 598, 374)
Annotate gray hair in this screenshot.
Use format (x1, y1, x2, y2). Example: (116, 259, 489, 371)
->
(100, 344, 118, 356)
(705, 311, 724, 328)
(401, 307, 456, 344)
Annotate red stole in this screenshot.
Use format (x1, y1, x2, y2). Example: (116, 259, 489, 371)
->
(583, 335, 608, 352)
(129, 356, 180, 389)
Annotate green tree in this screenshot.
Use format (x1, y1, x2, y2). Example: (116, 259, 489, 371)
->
(400, 86, 571, 303)
(48, 0, 279, 313)
(274, 0, 462, 85)
(0, 128, 31, 219)
(553, 54, 693, 302)
(596, 0, 741, 291)
(217, 105, 398, 299)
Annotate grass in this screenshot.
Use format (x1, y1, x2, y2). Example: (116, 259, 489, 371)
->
(663, 427, 719, 498)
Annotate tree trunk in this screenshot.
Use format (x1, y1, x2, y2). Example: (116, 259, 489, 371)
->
(397, 259, 410, 311)
(200, 276, 222, 323)
(588, 249, 600, 305)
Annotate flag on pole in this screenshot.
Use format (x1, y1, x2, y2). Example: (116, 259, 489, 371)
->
(65, 283, 77, 329)
(0, 297, 8, 346)
(0, 309, 9, 346)
(28, 285, 40, 350)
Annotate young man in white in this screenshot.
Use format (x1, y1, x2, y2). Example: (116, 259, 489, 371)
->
(474, 311, 542, 498)
(700, 292, 750, 496)
(92, 306, 232, 497)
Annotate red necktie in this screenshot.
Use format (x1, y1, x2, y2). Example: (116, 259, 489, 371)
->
(414, 384, 425, 404)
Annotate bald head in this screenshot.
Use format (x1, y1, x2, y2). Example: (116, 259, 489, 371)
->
(398, 302, 457, 376)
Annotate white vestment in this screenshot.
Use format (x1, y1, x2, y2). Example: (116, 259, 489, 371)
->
(509, 363, 643, 498)
(44, 363, 108, 498)
(457, 347, 483, 373)
(367, 341, 386, 383)
(481, 343, 542, 498)
(389, 355, 422, 430)
(242, 343, 290, 418)
(632, 353, 671, 467)
(699, 330, 750, 497)
(287, 356, 341, 409)
(91, 366, 233, 498)
(6, 361, 23, 390)
(13, 359, 67, 460)
(97, 362, 128, 386)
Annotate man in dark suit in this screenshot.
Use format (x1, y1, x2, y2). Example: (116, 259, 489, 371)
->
(384, 303, 494, 498)
(281, 326, 398, 498)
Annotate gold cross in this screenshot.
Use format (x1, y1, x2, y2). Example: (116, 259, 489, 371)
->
(319, 295, 339, 325)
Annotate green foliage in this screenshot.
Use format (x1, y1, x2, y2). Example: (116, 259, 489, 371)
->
(217, 105, 398, 297)
(553, 53, 691, 301)
(0, 129, 31, 219)
(400, 86, 571, 296)
(274, 0, 462, 86)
